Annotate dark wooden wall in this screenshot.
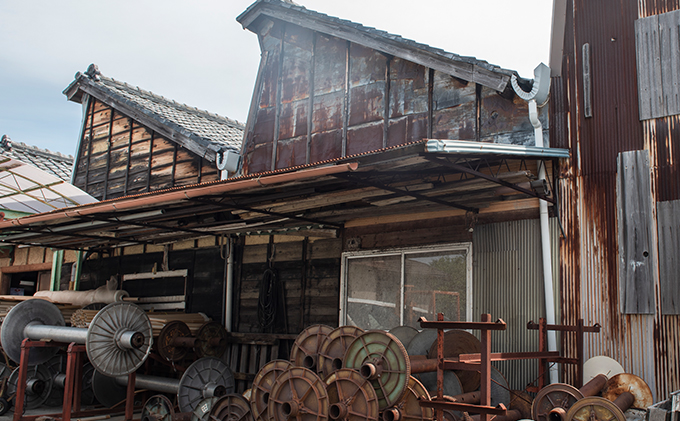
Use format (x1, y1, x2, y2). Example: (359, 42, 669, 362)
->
(242, 19, 543, 174)
(79, 247, 225, 320)
(73, 99, 220, 200)
(234, 237, 341, 334)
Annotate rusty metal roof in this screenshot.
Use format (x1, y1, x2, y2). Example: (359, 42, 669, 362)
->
(237, 0, 516, 92)
(0, 140, 562, 251)
(63, 64, 245, 162)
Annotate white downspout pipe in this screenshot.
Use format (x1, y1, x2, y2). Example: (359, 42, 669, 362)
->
(512, 63, 559, 384)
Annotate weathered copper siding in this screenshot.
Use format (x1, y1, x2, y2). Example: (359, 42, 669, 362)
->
(73, 98, 219, 200)
(242, 18, 543, 175)
(555, 0, 680, 399)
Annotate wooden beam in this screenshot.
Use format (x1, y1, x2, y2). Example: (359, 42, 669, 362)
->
(1, 262, 53, 274)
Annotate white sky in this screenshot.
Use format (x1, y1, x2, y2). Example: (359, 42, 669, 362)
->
(0, 1, 553, 157)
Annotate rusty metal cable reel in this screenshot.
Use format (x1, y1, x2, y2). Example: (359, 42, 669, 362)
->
(427, 329, 481, 393)
(290, 324, 334, 374)
(210, 393, 254, 421)
(195, 321, 229, 359)
(7, 364, 52, 409)
(600, 373, 653, 409)
(531, 374, 609, 421)
(250, 359, 293, 421)
(325, 368, 379, 421)
(388, 326, 419, 350)
(268, 366, 329, 421)
(343, 330, 410, 410)
(158, 320, 193, 361)
(562, 396, 629, 421)
(383, 376, 433, 421)
(142, 394, 176, 421)
(318, 326, 365, 380)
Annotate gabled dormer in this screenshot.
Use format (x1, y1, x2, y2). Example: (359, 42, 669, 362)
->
(237, 0, 545, 175)
(63, 65, 244, 200)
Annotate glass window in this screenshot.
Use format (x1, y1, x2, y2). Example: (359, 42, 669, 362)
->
(341, 244, 471, 330)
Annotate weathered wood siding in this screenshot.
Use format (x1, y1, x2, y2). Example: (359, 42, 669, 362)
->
(235, 236, 341, 334)
(73, 99, 220, 200)
(242, 19, 543, 174)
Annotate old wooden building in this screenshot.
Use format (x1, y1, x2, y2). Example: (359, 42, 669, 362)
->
(0, 0, 582, 395)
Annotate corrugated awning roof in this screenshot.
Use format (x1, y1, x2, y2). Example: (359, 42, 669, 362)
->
(0, 157, 97, 215)
(0, 141, 568, 250)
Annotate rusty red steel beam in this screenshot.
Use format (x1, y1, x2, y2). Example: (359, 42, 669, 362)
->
(418, 317, 507, 331)
(456, 351, 561, 362)
(526, 320, 601, 332)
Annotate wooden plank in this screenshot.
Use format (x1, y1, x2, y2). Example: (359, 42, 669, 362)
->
(635, 14, 663, 119)
(1, 262, 53, 273)
(616, 150, 655, 314)
(657, 200, 680, 314)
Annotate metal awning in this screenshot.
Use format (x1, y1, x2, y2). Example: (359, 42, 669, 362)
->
(0, 141, 569, 251)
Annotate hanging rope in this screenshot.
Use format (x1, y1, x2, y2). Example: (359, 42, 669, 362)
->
(257, 268, 279, 329)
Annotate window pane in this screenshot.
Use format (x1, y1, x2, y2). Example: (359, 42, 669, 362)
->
(346, 255, 401, 330)
(404, 250, 467, 327)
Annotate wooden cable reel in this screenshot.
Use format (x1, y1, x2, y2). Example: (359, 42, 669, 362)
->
(157, 320, 228, 362)
(290, 324, 334, 374)
(325, 368, 379, 421)
(383, 376, 433, 421)
(318, 326, 364, 380)
(268, 366, 329, 421)
(209, 393, 254, 421)
(343, 330, 410, 410)
(250, 359, 293, 421)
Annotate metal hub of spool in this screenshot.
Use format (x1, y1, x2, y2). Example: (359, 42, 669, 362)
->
(250, 359, 293, 421)
(209, 393, 254, 421)
(178, 357, 235, 413)
(191, 396, 220, 421)
(601, 373, 653, 409)
(157, 320, 192, 361)
(8, 364, 52, 409)
(0, 300, 153, 377)
(268, 366, 329, 421)
(388, 326, 419, 350)
(290, 324, 333, 374)
(325, 368, 379, 421)
(427, 330, 481, 393)
(86, 301, 153, 376)
(44, 355, 66, 407)
(531, 384, 584, 421)
(318, 326, 364, 380)
(343, 330, 410, 410)
(141, 394, 175, 421)
(383, 376, 433, 421)
(195, 321, 228, 358)
(563, 397, 626, 421)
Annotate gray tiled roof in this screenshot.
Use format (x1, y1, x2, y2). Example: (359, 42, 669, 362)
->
(237, 0, 516, 92)
(64, 65, 244, 160)
(0, 136, 73, 182)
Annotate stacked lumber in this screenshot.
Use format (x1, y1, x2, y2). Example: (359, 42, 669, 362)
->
(0, 296, 79, 325)
(70, 308, 210, 336)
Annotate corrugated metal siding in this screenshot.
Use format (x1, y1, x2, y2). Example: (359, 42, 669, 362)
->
(555, 0, 680, 400)
(473, 218, 560, 390)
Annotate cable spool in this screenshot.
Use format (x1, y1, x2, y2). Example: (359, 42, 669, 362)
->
(290, 324, 333, 374)
(7, 364, 52, 409)
(383, 376, 433, 421)
(250, 359, 293, 421)
(325, 368, 379, 421)
(318, 326, 364, 380)
(209, 393, 254, 421)
(268, 366, 329, 421)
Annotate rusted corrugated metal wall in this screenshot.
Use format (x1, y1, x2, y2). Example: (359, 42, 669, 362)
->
(473, 218, 560, 391)
(554, 0, 680, 400)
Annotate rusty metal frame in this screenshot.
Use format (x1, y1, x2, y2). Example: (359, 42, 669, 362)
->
(423, 154, 557, 204)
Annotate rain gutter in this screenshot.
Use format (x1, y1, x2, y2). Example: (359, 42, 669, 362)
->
(425, 139, 570, 158)
(0, 162, 359, 230)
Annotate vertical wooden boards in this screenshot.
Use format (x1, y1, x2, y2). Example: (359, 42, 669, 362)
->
(616, 150, 655, 314)
(635, 10, 680, 120)
(657, 199, 680, 314)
